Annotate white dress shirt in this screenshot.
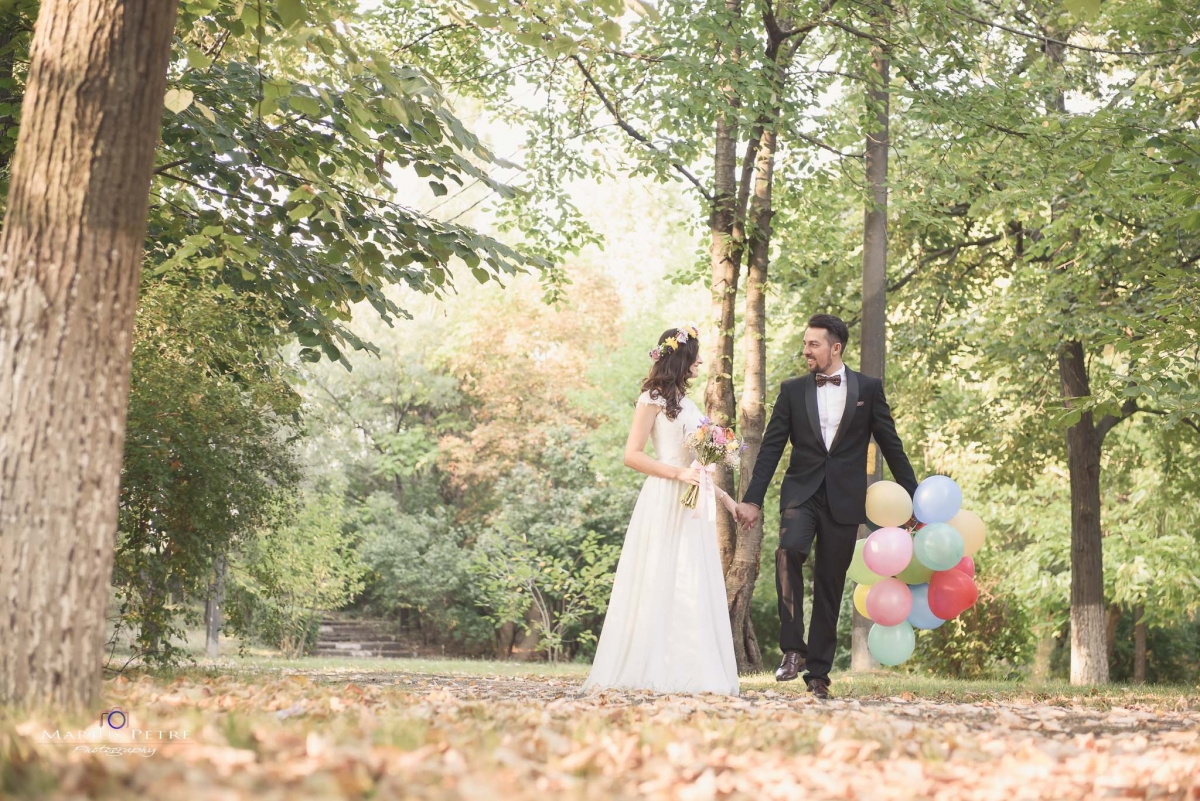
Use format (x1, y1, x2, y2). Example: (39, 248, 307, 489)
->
(816, 364, 847, 451)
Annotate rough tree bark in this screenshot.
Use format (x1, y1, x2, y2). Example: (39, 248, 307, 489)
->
(707, 0, 743, 576)
(0, 0, 180, 709)
(852, 1, 890, 671)
(1058, 339, 1110, 685)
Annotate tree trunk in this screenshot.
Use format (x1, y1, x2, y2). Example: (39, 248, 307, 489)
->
(1105, 602, 1120, 671)
(706, 0, 743, 575)
(1133, 604, 1146, 684)
(205, 554, 227, 659)
(1032, 629, 1055, 680)
(853, 3, 891, 672)
(727, 121, 778, 674)
(0, 0, 179, 709)
(1058, 339, 1109, 685)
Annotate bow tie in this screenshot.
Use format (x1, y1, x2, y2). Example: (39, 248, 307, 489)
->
(815, 373, 842, 387)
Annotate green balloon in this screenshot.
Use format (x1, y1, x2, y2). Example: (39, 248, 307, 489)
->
(896, 554, 935, 584)
(868, 621, 916, 666)
(847, 540, 885, 586)
(914, 522, 965, 571)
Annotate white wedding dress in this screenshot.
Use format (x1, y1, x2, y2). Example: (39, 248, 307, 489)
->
(583, 392, 739, 695)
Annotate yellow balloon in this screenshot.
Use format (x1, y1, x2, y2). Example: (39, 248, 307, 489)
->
(865, 480, 913, 528)
(948, 509, 986, 556)
(853, 583, 872, 619)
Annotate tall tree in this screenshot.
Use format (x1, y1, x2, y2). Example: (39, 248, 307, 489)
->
(852, 0, 891, 671)
(0, 0, 180, 708)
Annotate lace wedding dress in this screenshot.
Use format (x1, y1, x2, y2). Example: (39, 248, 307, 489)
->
(583, 391, 739, 695)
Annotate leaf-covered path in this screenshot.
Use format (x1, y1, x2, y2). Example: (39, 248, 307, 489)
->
(4, 665, 1199, 799)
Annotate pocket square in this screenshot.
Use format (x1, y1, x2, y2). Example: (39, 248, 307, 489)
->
(856, 401, 864, 407)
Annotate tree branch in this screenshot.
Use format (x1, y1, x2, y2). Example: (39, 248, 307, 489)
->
(949, 8, 1198, 57)
(153, 158, 189, 175)
(780, 0, 840, 41)
(1131, 407, 1200, 437)
(784, 122, 863, 159)
(1096, 398, 1139, 444)
(391, 23, 459, 56)
(888, 234, 1004, 292)
(569, 55, 713, 201)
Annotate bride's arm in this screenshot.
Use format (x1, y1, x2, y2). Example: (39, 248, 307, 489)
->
(714, 484, 738, 516)
(623, 403, 700, 485)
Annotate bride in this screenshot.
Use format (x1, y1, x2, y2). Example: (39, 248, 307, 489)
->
(583, 325, 740, 695)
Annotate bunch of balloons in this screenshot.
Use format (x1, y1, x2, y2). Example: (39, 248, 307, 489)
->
(847, 476, 987, 666)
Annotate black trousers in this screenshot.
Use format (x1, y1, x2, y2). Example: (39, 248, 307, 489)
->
(775, 482, 859, 683)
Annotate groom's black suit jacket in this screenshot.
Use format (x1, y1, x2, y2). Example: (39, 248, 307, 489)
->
(742, 369, 919, 525)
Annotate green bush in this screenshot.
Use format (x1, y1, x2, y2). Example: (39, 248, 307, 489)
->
(226, 492, 366, 657)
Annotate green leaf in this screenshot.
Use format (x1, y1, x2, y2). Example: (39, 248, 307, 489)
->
(597, 20, 623, 44)
(163, 89, 195, 114)
(1064, 0, 1100, 18)
(185, 46, 211, 70)
(194, 101, 216, 123)
(278, 0, 308, 27)
(289, 96, 322, 117)
(288, 203, 317, 221)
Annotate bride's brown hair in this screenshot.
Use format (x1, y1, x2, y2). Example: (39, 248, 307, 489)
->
(640, 328, 700, 421)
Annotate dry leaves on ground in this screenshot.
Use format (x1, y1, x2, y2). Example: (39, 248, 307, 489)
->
(3, 669, 1199, 800)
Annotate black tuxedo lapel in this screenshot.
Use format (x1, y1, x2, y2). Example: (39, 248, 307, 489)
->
(803, 373, 825, 452)
(828, 369, 860, 453)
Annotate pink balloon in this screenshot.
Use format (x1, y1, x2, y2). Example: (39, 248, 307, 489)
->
(865, 578, 913, 626)
(928, 570, 979, 620)
(953, 556, 976, 578)
(864, 525, 907, 575)
(863, 527, 914, 577)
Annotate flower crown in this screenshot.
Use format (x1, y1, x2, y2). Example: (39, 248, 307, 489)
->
(649, 324, 700, 362)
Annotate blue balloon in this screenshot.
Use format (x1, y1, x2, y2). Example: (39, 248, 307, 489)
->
(867, 621, 916, 666)
(906, 583, 946, 630)
(913, 475, 963, 524)
(914, 522, 965, 571)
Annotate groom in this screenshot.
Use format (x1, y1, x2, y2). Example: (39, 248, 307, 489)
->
(735, 314, 918, 699)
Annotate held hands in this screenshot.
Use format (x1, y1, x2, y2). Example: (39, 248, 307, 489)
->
(734, 502, 760, 530)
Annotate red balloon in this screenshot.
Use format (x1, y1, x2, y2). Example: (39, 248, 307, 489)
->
(953, 556, 976, 578)
(928, 569, 979, 620)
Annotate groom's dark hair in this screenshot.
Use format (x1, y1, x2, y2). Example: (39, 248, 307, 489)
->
(807, 314, 849, 350)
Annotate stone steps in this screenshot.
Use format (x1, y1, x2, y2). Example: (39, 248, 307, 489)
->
(312, 617, 416, 659)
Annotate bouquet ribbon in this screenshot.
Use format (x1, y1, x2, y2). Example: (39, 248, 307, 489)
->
(683, 461, 717, 521)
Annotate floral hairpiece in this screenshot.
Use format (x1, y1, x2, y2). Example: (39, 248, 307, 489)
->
(649, 323, 700, 361)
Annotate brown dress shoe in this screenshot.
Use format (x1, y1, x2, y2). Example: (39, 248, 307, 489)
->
(808, 677, 831, 699)
(775, 652, 804, 682)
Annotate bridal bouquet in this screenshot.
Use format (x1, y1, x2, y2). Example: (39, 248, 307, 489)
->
(681, 418, 743, 508)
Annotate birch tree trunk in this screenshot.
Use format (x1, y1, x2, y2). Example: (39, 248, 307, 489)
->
(0, 0, 179, 709)
(728, 120, 778, 674)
